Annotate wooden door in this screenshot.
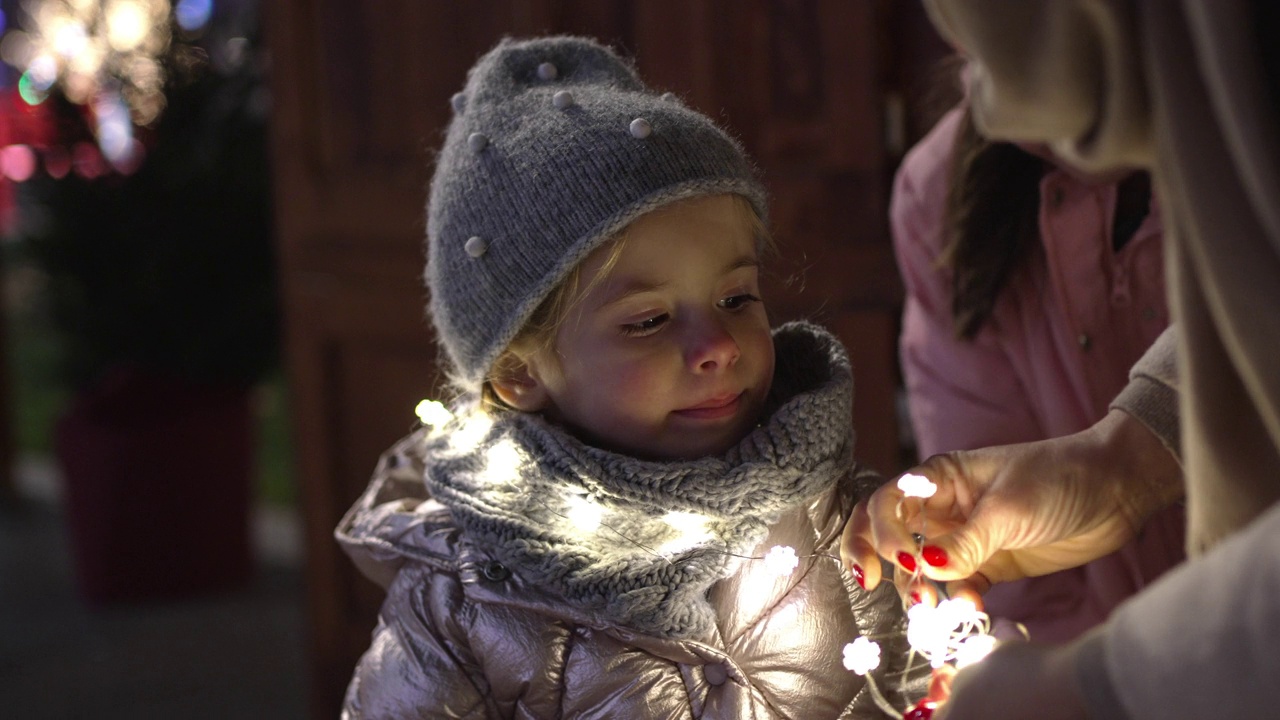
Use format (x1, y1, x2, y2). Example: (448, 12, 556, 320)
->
(265, 1, 935, 714)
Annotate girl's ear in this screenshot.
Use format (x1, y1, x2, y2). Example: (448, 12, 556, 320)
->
(489, 357, 552, 412)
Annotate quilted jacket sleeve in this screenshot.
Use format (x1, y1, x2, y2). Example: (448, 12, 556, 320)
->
(337, 431, 498, 719)
(342, 564, 493, 719)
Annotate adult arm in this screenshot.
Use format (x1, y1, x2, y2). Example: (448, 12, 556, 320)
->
(935, 497, 1280, 720)
(1109, 326, 1179, 461)
(841, 405, 1183, 598)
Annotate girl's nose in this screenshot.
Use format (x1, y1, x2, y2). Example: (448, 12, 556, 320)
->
(688, 320, 741, 372)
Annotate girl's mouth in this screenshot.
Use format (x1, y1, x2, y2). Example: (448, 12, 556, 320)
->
(674, 392, 743, 420)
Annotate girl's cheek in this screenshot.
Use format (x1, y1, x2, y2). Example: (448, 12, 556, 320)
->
(607, 358, 671, 407)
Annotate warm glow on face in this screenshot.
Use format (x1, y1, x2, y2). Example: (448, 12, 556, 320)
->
(526, 195, 774, 461)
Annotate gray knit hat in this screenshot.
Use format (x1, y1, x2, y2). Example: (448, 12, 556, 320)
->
(426, 36, 768, 391)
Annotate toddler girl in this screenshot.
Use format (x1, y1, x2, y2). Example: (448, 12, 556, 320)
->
(337, 36, 916, 719)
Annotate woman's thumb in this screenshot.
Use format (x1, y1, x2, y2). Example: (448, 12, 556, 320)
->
(917, 516, 1003, 583)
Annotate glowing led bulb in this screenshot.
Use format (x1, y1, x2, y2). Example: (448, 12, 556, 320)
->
(955, 634, 997, 669)
(658, 512, 713, 555)
(415, 399, 453, 427)
(906, 603, 951, 667)
(663, 511, 708, 535)
(935, 598, 978, 627)
(906, 596, 993, 669)
(763, 545, 799, 576)
(897, 473, 937, 499)
(475, 440, 523, 486)
(842, 636, 881, 675)
(105, 1, 151, 52)
(565, 493, 604, 532)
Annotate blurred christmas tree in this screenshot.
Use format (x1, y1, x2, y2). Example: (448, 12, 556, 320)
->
(0, 0, 279, 603)
(6, 0, 277, 390)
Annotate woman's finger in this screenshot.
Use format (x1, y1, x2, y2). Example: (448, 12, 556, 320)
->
(840, 501, 883, 591)
(864, 477, 932, 577)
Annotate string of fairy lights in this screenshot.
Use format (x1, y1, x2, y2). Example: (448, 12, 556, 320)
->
(414, 399, 1001, 718)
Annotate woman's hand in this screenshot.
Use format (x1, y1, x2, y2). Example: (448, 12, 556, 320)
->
(841, 409, 1183, 602)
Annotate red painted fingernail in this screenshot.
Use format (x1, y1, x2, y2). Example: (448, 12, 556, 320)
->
(897, 551, 918, 572)
(851, 563, 866, 589)
(909, 591, 923, 606)
(922, 545, 948, 567)
(904, 700, 937, 720)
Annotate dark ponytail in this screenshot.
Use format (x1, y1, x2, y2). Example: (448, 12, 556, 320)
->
(940, 110, 1047, 339)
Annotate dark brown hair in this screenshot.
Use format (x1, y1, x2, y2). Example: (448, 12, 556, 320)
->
(940, 110, 1047, 339)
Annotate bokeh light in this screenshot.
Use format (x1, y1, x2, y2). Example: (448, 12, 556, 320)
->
(18, 70, 51, 104)
(72, 140, 106, 178)
(105, 1, 150, 51)
(174, 0, 213, 32)
(44, 146, 72, 178)
(1, 145, 37, 181)
(94, 91, 134, 166)
(2, 1, 195, 169)
(14, 0, 173, 123)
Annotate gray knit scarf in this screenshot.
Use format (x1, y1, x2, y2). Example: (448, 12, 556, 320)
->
(422, 321, 854, 638)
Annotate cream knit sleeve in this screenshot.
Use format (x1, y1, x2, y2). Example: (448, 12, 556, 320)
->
(1110, 326, 1180, 462)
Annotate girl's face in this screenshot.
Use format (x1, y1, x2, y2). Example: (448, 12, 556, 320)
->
(518, 194, 775, 461)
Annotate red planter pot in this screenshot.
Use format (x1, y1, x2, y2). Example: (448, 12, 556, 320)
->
(55, 370, 254, 604)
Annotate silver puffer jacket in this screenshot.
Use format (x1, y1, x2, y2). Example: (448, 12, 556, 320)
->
(336, 431, 916, 719)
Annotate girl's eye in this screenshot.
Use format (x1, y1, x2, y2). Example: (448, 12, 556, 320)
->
(719, 293, 762, 311)
(621, 313, 669, 336)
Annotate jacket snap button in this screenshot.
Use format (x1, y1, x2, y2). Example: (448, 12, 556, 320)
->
(482, 561, 510, 582)
(704, 663, 728, 686)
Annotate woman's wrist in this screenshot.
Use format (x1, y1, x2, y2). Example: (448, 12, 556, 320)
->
(1090, 408, 1185, 528)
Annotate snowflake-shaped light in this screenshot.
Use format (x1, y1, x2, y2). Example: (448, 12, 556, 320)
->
(843, 636, 881, 675)
(955, 633, 998, 669)
(907, 597, 988, 669)
(415, 398, 453, 427)
(763, 545, 799, 576)
(897, 473, 938, 499)
(565, 492, 604, 532)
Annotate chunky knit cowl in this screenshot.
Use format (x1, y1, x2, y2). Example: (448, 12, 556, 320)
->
(422, 321, 854, 638)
